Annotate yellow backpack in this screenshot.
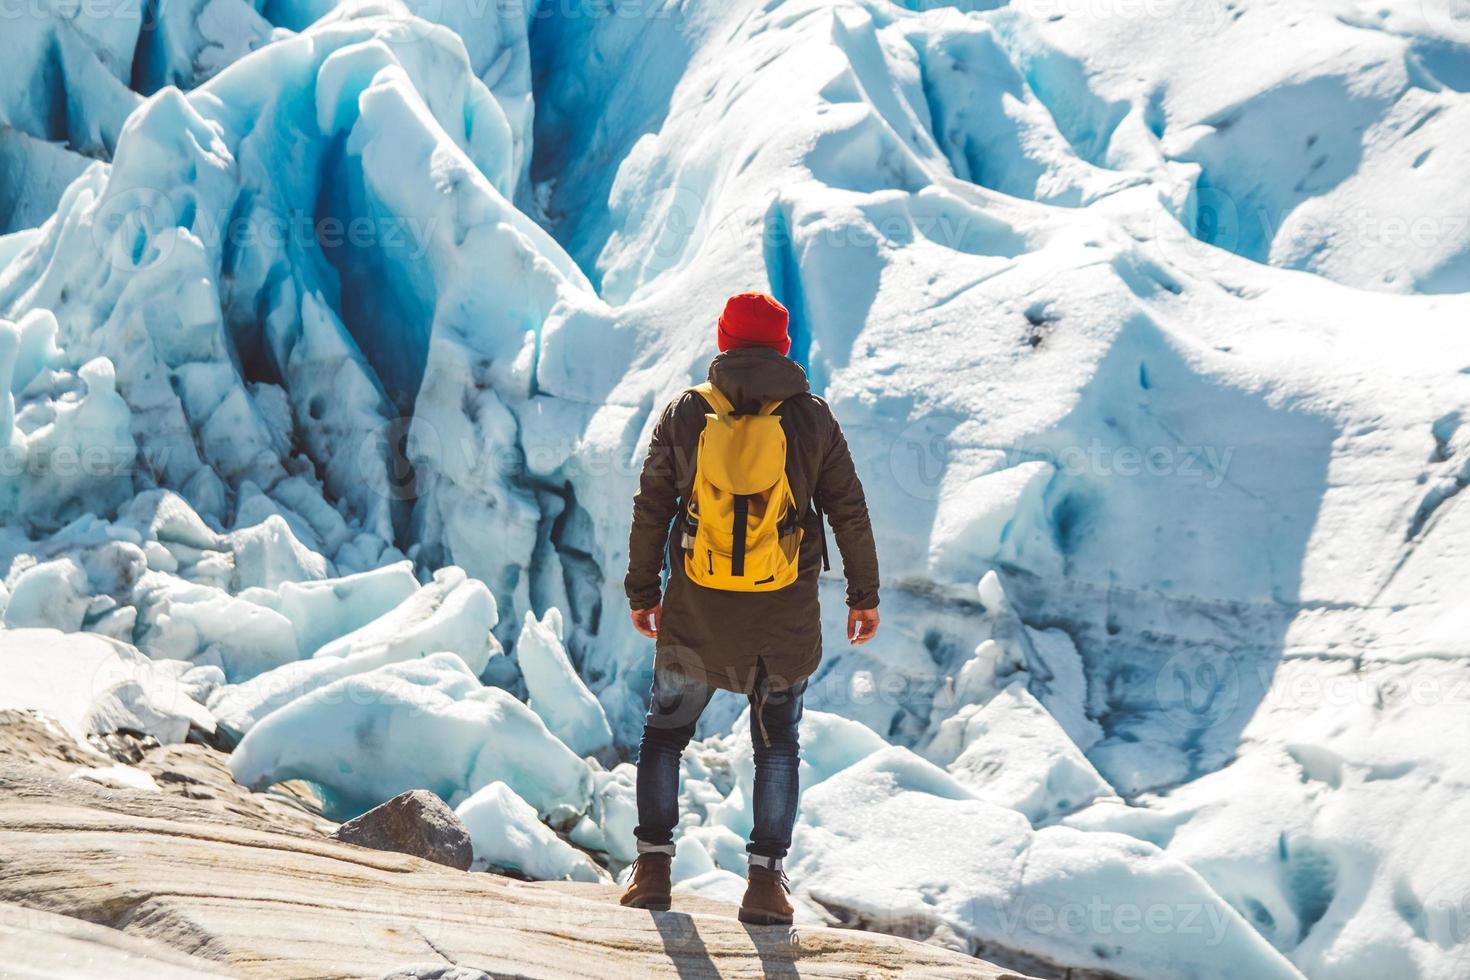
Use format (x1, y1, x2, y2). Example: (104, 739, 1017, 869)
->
(681, 381, 803, 592)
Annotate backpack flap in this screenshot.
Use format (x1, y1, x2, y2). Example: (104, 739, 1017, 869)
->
(697, 415, 787, 494)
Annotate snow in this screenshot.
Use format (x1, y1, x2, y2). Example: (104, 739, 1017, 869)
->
(0, 3, 141, 160)
(0, 354, 137, 527)
(784, 746, 1302, 978)
(227, 515, 331, 591)
(568, 763, 640, 866)
(0, 628, 214, 744)
(923, 681, 1117, 825)
(70, 764, 161, 793)
(3, 559, 90, 632)
(308, 566, 497, 665)
(136, 0, 278, 94)
(0, 130, 92, 237)
(228, 653, 592, 819)
(138, 576, 302, 681)
(250, 561, 420, 659)
(456, 781, 603, 883)
(515, 608, 613, 758)
(0, 0, 1467, 975)
(1079, 655, 1470, 980)
(208, 566, 501, 735)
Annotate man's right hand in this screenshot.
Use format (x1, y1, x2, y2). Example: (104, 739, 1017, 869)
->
(847, 607, 879, 645)
(631, 605, 661, 639)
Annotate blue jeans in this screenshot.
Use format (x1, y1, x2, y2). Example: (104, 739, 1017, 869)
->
(633, 667, 806, 861)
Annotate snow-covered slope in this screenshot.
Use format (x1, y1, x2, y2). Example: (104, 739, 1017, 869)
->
(2, 0, 1468, 977)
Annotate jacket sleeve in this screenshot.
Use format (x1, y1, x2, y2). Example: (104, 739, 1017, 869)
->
(814, 411, 880, 609)
(625, 396, 690, 611)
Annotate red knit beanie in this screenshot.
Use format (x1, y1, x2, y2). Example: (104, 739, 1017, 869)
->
(717, 292, 790, 356)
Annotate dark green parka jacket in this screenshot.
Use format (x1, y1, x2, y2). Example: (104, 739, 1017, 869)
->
(624, 347, 880, 693)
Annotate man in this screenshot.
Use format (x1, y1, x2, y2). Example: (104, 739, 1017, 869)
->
(620, 291, 880, 925)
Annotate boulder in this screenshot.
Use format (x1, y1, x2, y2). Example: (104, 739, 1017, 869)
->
(331, 790, 474, 871)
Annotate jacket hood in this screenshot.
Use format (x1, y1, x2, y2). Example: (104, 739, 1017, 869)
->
(707, 348, 809, 411)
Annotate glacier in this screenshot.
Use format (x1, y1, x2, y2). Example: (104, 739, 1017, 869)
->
(1, 0, 1469, 976)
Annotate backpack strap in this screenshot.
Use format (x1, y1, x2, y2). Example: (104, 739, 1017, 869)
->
(688, 381, 733, 417)
(690, 382, 785, 418)
(731, 494, 750, 576)
(812, 498, 831, 572)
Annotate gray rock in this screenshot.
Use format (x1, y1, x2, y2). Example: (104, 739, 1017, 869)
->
(331, 790, 473, 871)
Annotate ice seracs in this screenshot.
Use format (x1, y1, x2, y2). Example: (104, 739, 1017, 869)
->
(456, 781, 604, 883)
(1, 628, 214, 745)
(228, 653, 593, 820)
(209, 566, 500, 735)
(515, 608, 614, 759)
(925, 682, 1117, 825)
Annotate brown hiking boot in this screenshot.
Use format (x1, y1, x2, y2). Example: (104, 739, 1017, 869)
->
(739, 865, 794, 925)
(619, 853, 672, 911)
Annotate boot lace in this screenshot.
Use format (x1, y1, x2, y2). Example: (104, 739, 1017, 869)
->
(756, 866, 792, 893)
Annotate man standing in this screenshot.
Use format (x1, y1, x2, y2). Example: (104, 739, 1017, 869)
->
(620, 292, 880, 925)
